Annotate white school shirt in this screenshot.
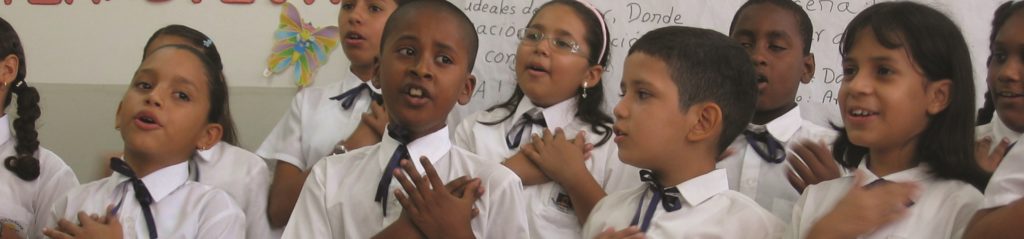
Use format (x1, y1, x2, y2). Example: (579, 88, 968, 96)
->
(977, 116, 1024, 209)
(453, 98, 640, 239)
(786, 161, 982, 239)
(195, 141, 274, 239)
(0, 115, 79, 239)
(281, 126, 529, 239)
(51, 161, 246, 238)
(257, 70, 380, 171)
(717, 106, 837, 221)
(582, 169, 785, 239)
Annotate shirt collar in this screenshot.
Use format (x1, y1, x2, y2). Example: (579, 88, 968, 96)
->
(991, 116, 1024, 144)
(194, 141, 225, 162)
(114, 160, 189, 203)
(750, 106, 803, 142)
(674, 169, 730, 207)
(513, 97, 577, 129)
(378, 125, 451, 175)
(338, 69, 382, 95)
(0, 115, 11, 146)
(856, 159, 932, 186)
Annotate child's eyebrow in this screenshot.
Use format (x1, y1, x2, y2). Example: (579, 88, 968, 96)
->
(766, 31, 793, 42)
(732, 29, 755, 38)
(172, 76, 200, 92)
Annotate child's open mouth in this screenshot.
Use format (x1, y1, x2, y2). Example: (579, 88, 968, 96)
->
(133, 111, 162, 130)
(996, 90, 1024, 98)
(343, 32, 366, 46)
(402, 85, 431, 106)
(755, 75, 769, 91)
(525, 63, 549, 76)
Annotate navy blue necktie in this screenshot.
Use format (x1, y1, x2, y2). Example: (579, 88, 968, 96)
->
(505, 108, 546, 149)
(744, 127, 786, 163)
(109, 158, 158, 239)
(630, 170, 682, 232)
(329, 83, 383, 110)
(374, 125, 411, 216)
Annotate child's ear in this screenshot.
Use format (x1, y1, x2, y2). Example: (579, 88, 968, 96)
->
(0, 54, 18, 86)
(925, 79, 952, 115)
(196, 123, 223, 150)
(687, 102, 722, 142)
(801, 53, 816, 84)
(583, 65, 604, 89)
(457, 74, 477, 105)
(371, 56, 382, 89)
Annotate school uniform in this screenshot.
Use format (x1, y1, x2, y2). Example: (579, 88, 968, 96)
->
(787, 161, 982, 239)
(977, 116, 1024, 209)
(453, 98, 640, 239)
(0, 115, 79, 239)
(717, 107, 838, 221)
(582, 169, 784, 238)
(281, 126, 529, 239)
(51, 160, 246, 238)
(195, 141, 273, 239)
(257, 70, 381, 171)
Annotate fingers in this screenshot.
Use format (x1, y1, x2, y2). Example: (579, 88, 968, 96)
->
(719, 147, 736, 161)
(445, 176, 470, 194)
(531, 133, 545, 152)
(991, 137, 1011, 163)
(77, 212, 96, 228)
(788, 152, 817, 184)
(571, 130, 587, 149)
(394, 188, 420, 216)
(55, 218, 81, 238)
(596, 226, 644, 239)
(42, 228, 74, 239)
(848, 170, 867, 194)
(786, 168, 807, 193)
(806, 141, 840, 175)
(460, 178, 483, 203)
(522, 143, 542, 162)
(365, 102, 388, 134)
(394, 167, 426, 210)
(399, 160, 434, 203)
(792, 143, 825, 182)
(420, 157, 446, 194)
(542, 128, 554, 143)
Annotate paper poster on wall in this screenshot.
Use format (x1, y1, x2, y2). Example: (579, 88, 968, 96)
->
(263, 2, 340, 87)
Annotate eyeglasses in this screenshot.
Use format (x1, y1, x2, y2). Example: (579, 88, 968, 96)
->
(518, 28, 583, 55)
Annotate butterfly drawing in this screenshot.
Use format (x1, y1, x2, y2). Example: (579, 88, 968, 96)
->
(264, 2, 340, 87)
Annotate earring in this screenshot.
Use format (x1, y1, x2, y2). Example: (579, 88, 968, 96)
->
(1, 81, 8, 88)
(582, 82, 588, 99)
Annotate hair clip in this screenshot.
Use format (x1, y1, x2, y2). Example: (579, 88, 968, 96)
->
(203, 38, 214, 48)
(15, 80, 26, 88)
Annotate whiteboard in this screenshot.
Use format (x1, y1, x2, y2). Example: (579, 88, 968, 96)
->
(0, 0, 1007, 127)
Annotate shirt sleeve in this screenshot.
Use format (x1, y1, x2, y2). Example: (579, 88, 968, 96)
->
(197, 190, 247, 239)
(784, 184, 813, 239)
(31, 153, 80, 239)
(243, 154, 274, 239)
(982, 153, 1024, 209)
(281, 160, 333, 239)
(257, 91, 308, 170)
(581, 195, 614, 239)
(478, 167, 529, 239)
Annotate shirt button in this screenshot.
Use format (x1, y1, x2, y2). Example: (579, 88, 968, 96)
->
(744, 179, 756, 186)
